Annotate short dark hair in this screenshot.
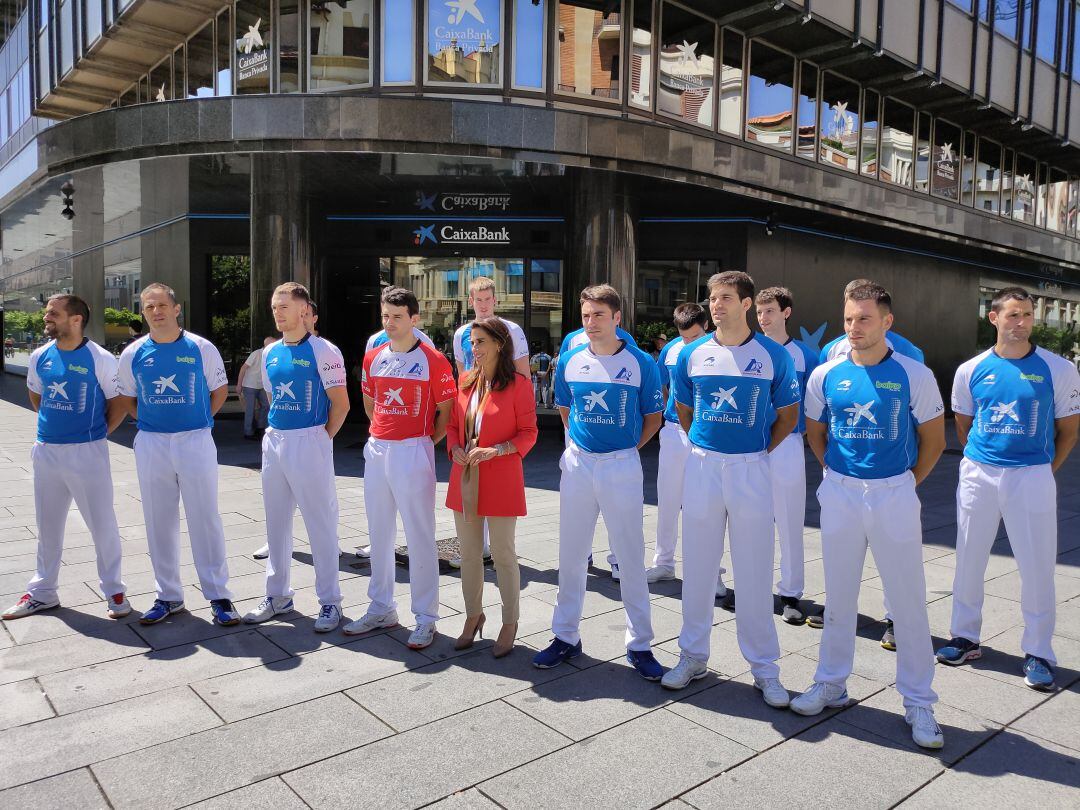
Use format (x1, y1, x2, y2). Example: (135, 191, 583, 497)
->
(48, 294, 90, 330)
(381, 286, 419, 316)
(756, 286, 793, 312)
(273, 282, 311, 305)
(141, 282, 177, 304)
(707, 271, 755, 302)
(580, 284, 622, 314)
(990, 286, 1033, 313)
(844, 278, 874, 296)
(308, 300, 318, 317)
(845, 282, 893, 313)
(673, 302, 708, 331)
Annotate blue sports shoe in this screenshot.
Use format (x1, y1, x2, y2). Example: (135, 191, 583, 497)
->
(139, 599, 185, 625)
(626, 649, 664, 681)
(1022, 655, 1055, 691)
(532, 637, 582, 669)
(935, 637, 981, 666)
(210, 599, 241, 627)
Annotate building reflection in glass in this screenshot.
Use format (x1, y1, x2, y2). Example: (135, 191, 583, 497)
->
(629, 1, 652, 109)
(745, 41, 792, 150)
(719, 29, 743, 136)
(880, 98, 914, 187)
(310, 1, 372, 89)
(426, 0, 502, 85)
(976, 138, 1002, 214)
(819, 72, 859, 171)
(1014, 153, 1037, 225)
(658, 3, 715, 127)
(931, 119, 961, 201)
(556, 1, 621, 100)
(796, 62, 817, 160)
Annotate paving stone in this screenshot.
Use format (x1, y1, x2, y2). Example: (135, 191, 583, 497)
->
(1010, 683, 1080, 751)
(2, 603, 141, 646)
(425, 788, 501, 809)
(927, 662, 1049, 724)
(183, 777, 307, 810)
(0, 686, 220, 790)
(0, 768, 108, 809)
(92, 694, 390, 809)
(284, 702, 568, 809)
(0, 624, 148, 684)
(970, 625, 1080, 690)
(0, 678, 54, 731)
(983, 569, 1080, 604)
(481, 708, 754, 810)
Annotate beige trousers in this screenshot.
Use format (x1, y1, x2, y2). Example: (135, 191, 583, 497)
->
(453, 512, 520, 624)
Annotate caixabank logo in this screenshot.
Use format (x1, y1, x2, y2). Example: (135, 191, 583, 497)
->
(412, 224, 511, 246)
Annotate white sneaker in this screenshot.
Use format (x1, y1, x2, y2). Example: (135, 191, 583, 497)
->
(790, 681, 849, 716)
(906, 706, 944, 749)
(313, 604, 341, 633)
(356, 545, 372, 558)
(660, 653, 709, 690)
(407, 622, 437, 649)
(646, 565, 676, 583)
(253, 544, 270, 560)
(342, 608, 399, 636)
(715, 569, 728, 599)
(448, 555, 462, 570)
(242, 595, 294, 624)
(106, 593, 132, 619)
(754, 677, 791, 708)
(1, 594, 60, 620)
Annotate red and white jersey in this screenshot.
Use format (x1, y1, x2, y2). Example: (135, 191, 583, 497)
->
(362, 340, 457, 440)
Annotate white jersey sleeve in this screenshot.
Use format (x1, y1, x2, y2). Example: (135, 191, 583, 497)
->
(950, 353, 984, 417)
(896, 355, 944, 424)
(88, 341, 121, 398)
(504, 319, 529, 360)
(452, 324, 468, 365)
(117, 340, 141, 397)
(190, 333, 228, 390)
(262, 345, 274, 396)
(802, 363, 828, 422)
(1043, 348, 1080, 419)
(25, 345, 46, 394)
(313, 337, 347, 389)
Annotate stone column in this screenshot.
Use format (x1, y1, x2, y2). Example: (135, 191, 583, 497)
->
(71, 168, 105, 343)
(250, 153, 311, 344)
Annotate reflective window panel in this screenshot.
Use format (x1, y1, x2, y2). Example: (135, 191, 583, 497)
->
(175, 44, 187, 100)
(914, 112, 931, 192)
(719, 29, 743, 136)
(1036, 162, 1048, 228)
(746, 40, 792, 150)
(513, 0, 546, 90)
(881, 98, 914, 187)
(187, 23, 214, 98)
(960, 130, 976, 205)
(819, 72, 859, 171)
(796, 62, 817, 160)
(1069, 177, 1079, 235)
(236, 0, 272, 94)
(1002, 147, 1016, 216)
(659, 2, 715, 127)
(995, 0, 1020, 39)
(628, 0, 652, 109)
(975, 139, 1001, 213)
(1046, 168, 1069, 232)
(280, 1, 301, 92)
(861, 89, 879, 177)
(1074, 2, 1080, 75)
(426, 0, 502, 86)
(1034, 0, 1057, 61)
(217, 8, 232, 94)
(383, 0, 415, 83)
(86, 0, 102, 45)
(310, 0, 371, 88)
(931, 119, 961, 201)
(149, 57, 171, 101)
(59, 0, 72, 74)
(530, 259, 563, 358)
(556, 1, 622, 100)
(1013, 152, 1037, 224)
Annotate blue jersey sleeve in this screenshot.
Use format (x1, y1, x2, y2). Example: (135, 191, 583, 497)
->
(771, 344, 801, 409)
(888, 331, 925, 363)
(656, 341, 673, 389)
(554, 352, 572, 408)
(672, 342, 694, 408)
(818, 335, 841, 365)
(639, 351, 664, 416)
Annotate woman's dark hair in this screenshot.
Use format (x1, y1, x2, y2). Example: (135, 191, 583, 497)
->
(462, 317, 519, 392)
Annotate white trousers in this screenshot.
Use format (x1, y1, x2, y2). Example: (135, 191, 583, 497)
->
(654, 422, 692, 568)
(27, 440, 125, 603)
(363, 437, 439, 625)
(769, 432, 807, 598)
(552, 444, 654, 651)
(134, 428, 232, 602)
(261, 427, 342, 606)
(815, 470, 936, 709)
(951, 458, 1058, 663)
(679, 448, 780, 678)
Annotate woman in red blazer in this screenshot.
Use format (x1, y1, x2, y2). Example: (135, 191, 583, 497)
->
(446, 317, 538, 658)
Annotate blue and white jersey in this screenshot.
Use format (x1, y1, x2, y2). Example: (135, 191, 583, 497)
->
(560, 326, 638, 355)
(365, 327, 434, 354)
(672, 333, 800, 455)
(453, 317, 529, 371)
(656, 335, 697, 425)
(554, 342, 663, 453)
(783, 337, 819, 434)
(805, 351, 944, 480)
(262, 335, 347, 430)
(118, 332, 228, 434)
(26, 339, 119, 444)
(952, 346, 1080, 468)
(819, 330, 924, 365)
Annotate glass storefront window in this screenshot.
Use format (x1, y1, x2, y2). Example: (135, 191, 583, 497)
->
(187, 23, 215, 98)
(881, 97, 914, 187)
(425, 0, 502, 86)
(796, 62, 817, 160)
(59, 0, 72, 75)
(658, 3, 715, 127)
(995, 0, 1021, 39)
(104, 258, 142, 352)
(279, 1, 301, 92)
(1001, 147, 1015, 215)
(86, 0, 102, 46)
(1046, 168, 1068, 232)
(931, 119, 961, 200)
(628, 0, 651, 109)
(1069, 177, 1079, 235)
(1013, 152, 1037, 223)
(819, 72, 859, 171)
(217, 8, 233, 94)
(914, 112, 931, 192)
(975, 138, 1001, 213)
(513, 0, 546, 90)
(745, 40, 791, 149)
(310, 1, 372, 89)
(2, 266, 74, 375)
(149, 57, 171, 101)
(37, 29, 49, 100)
(1033, 0, 1057, 61)
(236, 0, 271, 94)
(719, 29, 743, 135)
(555, 0, 622, 100)
(960, 130, 976, 205)
(383, 0, 415, 84)
(531, 259, 563, 358)
(861, 89, 879, 177)
(1036, 162, 1048, 228)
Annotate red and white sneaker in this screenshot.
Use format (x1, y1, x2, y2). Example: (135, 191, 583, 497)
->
(106, 593, 132, 619)
(1, 594, 60, 620)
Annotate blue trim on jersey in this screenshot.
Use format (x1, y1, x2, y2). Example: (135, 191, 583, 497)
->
(785, 337, 819, 434)
(264, 336, 332, 429)
(656, 336, 685, 424)
(559, 326, 638, 356)
(819, 330, 924, 365)
(33, 340, 108, 444)
(128, 333, 215, 433)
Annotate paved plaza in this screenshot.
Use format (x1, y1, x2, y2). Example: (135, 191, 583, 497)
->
(0, 386, 1078, 809)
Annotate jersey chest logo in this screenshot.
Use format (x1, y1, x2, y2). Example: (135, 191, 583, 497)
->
(743, 358, 764, 375)
(47, 381, 69, 400)
(275, 381, 296, 400)
(844, 402, 876, 426)
(153, 375, 180, 394)
(583, 390, 608, 412)
(989, 400, 1019, 424)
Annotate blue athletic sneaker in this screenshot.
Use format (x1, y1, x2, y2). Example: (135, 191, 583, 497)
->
(1022, 655, 1055, 690)
(210, 599, 241, 627)
(532, 637, 582, 669)
(139, 599, 185, 625)
(626, 649, 664, 681)
(935, 637, 981, 666)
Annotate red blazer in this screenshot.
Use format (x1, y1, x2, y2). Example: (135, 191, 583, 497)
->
(445, 373, 538, 517)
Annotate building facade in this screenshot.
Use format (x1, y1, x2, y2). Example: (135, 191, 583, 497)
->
(3, 0, 1080, 402)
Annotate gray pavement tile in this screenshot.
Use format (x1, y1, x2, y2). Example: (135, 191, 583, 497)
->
(2, 602, 141, 646)
(969, 625, 1080, 690)
(984, 569, 1080, 604)
(481, 708, 754, 810)
(898, 730, 1080, 807)
(182, 777, 308, 810)
(283, 701, 568, 809)
(0, 581, 114, 610)
(128, 601, 255, 650)
(0, 768, 108, 809)
(682, 718, 945, 809)
(925, 592, 1024, 642)
(424, 788, 501, 809)
(0, 678, 54, 731)
(1009, 682, 1080, 751)
(192, 632, 429, 722)
(863, 561, 959, 600)
(0, 622, 148, 684)
(1053, 599, 1080, 641)
(0, 686, 221, 791)
(40, 629, 289, 714)
(93, 694, 391, 810)
(0, 552, 41, 575)
(928, 661, 1049, 724)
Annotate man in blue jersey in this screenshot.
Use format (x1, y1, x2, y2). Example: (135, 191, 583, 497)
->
(647, 302, 729, 599)
(756, 286, 818, 624)
(936, 287, 1079, 690)
(793, 282, 946, 749)
(661, 272, 798, 709)
(116, 283, 240, 627)
(533, 285, 665, 680)
(531, 344, 553, 408)
(818, 278, 924, 365)
(2, 296, 131, 621)
(243, 283, 350, 632)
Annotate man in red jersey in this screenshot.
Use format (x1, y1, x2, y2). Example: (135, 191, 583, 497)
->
(343, 287, 456, 650)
